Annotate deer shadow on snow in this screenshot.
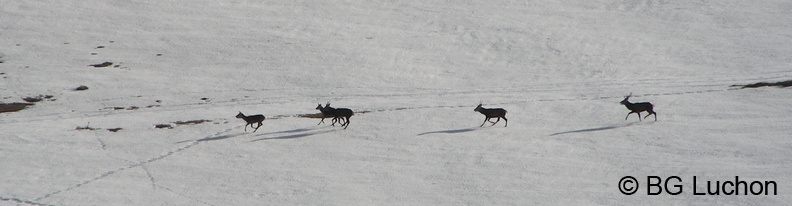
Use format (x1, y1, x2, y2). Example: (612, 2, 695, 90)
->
(417, 126, 500, 136)
(549, 121, 644, 136)
(250, 127, 334, 142)
(174, 132, 248, 144)
(418, 128, 480, 136)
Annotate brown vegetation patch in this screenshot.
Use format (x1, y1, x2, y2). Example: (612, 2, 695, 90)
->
(74, 85, 89, 91)
(23, 95, 54, 103)
(174, 119, 212, 125)
(104, 106, 139, 110)
(89, 62, 113, 68)
(736, 80, 792, 89)
(76, 123, 99, 131)
(0, 102, 34, 114)
(155, 124, 173, 129)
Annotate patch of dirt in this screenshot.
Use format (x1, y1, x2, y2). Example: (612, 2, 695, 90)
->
(174, 119, 212, 125)
(155, 124, 173, 129)
(103, 106, 140, 111)
(89, 62, 113, 68)
(76, 123, 99, 131)
(0, 102, 34, 114)
(23, 95, 55, 103)
(735, 80, 792, 89)
(156, 119, 215, 129)
(74, 85, 89, 91)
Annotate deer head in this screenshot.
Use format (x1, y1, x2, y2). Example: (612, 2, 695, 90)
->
(620, 93, 633, 105)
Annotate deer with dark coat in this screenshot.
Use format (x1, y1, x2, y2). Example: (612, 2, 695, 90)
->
(474, 103, 508, 127)
(316, 103, 343, 126)
(236, 112, 266, 132)
(326, 103, 354, 129)
(620, 93, 656, 121)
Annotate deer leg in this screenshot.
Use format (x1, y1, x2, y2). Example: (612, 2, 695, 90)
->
(342, 117, 350, 129)
(318, 117, 325, 125)
(502, 116, 508, 127)
(244, 123, 249, 132)
(480, 118, 489, 127)
(647, 111, 657, 121)
(625, 112, 632, 120)
(491, 117, 501, 126)
(637, 112, 642, 121)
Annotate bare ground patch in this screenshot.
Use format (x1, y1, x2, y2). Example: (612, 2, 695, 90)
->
(734, 80, 792, 89)
(0, 103, 34, 114)
(156, 119, 214, 129)
(22, 95, 55, 103)
(174, 119, 212, 125)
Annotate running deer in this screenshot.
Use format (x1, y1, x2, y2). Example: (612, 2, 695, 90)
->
(474, 103, 508, 127)
(316, 103, 343, 126)
(236, 112, 266, 132)
(620, 93, 656, 121)
(326, 103, 354, 129)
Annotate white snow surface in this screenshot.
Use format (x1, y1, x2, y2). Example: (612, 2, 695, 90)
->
(1, 0, 791, 205)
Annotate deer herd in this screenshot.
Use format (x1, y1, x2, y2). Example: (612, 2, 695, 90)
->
(237, 94, 656, 132)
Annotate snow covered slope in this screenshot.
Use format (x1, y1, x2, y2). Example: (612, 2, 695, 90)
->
(1, 0, 791, 205)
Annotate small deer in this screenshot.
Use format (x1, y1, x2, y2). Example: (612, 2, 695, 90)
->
(316, 103, 343, 126)
(236, 111, 266, 132)
(474, 103, 508, 127)
(326, 103, 354, 129)
(620, 93, 656, 121)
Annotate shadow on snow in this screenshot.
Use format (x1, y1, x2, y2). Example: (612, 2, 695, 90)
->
(250, 127, 335, 142)
(175, 132, 248, 143)
(418, 127, 481, 136)
(549, 122, 641, 136)
(197, 133, 248, 142)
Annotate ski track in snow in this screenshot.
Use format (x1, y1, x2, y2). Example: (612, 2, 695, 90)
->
(24, 123, 352, 204)
(0, 196, 54, 206)
(28, 127, 240, 205)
